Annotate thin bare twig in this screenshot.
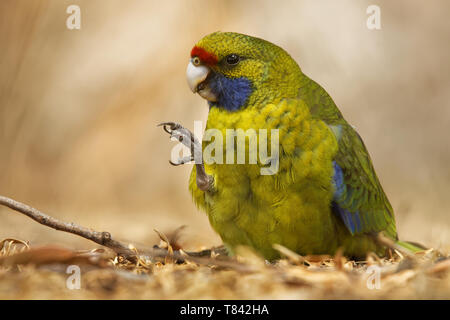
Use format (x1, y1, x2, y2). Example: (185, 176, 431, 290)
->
(0, 195, 136, 260)
(0, 195, 253, 271)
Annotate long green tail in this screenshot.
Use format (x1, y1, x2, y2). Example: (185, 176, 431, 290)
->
(396, 240, 427, 254)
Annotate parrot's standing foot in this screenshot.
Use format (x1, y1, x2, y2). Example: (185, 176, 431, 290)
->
(158, 122, 214, 192)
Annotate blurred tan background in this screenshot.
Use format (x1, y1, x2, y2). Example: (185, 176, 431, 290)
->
(0, 0, 449, 252)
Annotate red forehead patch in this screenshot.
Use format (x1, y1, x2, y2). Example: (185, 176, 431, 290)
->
(191, 46, 218, 65)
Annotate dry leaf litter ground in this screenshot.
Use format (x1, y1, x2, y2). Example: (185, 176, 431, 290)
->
(1, 230, 448, 299)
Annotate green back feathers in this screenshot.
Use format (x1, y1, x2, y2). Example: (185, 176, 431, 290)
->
(299, 74, 397, 239)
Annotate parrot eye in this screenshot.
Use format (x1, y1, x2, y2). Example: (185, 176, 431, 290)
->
(192, 56, 201, 66)
(225, 54, 240, 65)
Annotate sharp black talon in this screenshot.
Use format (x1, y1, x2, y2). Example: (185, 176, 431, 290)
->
(163, 125, 172, 134)
(158, 122, 183, 135)
(157, 122, 176, 128)
(169, 160, 182, 166)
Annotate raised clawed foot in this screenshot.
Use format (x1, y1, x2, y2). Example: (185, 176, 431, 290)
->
(158, 122, 215, 192)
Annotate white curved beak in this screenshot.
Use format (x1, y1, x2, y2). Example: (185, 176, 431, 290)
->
(186, 60, 217, 102)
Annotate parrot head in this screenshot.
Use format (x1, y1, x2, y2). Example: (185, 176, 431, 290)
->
(187, 32, 303, 112)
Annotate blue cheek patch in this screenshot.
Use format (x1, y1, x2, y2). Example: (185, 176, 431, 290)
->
(209, 74, 253, 111)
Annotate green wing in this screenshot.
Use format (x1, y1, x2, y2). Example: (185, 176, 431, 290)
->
(331, 124, 397, 239)
(299, 74, 397, 239)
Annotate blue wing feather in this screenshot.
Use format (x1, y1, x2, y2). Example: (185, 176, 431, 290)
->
(332, 161, 364, 235)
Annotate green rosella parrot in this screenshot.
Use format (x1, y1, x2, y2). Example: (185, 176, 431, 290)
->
(166, 32, 421, 260)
